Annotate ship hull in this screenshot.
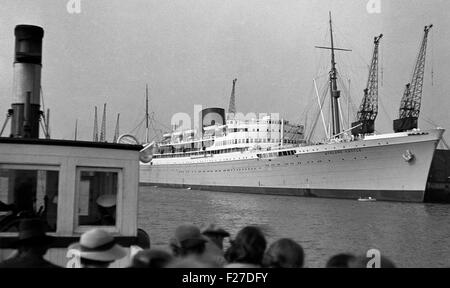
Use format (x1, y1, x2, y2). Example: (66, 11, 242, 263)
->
(140, 129, 444, 203)
(140, 182, 424, 202)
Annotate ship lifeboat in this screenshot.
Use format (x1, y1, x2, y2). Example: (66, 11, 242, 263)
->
(402, 150, 415, 162)
(358, 197, 377, 202)
(139, 141, 156, 163)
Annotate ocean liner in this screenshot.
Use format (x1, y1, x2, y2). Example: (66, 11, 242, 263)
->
(138, 15, 444, 202)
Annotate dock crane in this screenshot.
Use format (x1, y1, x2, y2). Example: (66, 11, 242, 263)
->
(393, 25, 433, 133)
(352, 34, 383, 136)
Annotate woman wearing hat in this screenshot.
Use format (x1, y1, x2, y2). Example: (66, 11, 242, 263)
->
(68, 228, 127, 268)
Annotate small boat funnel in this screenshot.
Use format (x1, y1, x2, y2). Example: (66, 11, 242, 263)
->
(10, 25, 44, 138)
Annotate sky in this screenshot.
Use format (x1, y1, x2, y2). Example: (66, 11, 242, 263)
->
(0, 0, 449, 144)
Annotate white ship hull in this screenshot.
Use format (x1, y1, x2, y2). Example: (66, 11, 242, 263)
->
(140, 129, 444, 202)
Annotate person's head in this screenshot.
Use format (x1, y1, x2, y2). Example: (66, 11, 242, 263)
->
(225, 226, 267, 266)
(96, 195, 117, 220)
(263, 238, 304, 268)
(326, 253, 356, 268)
(130, 249, 173, 268)
(169, 224, 208, 257)
(348, 254, 396, 268)
(14, 218, 55, 255)
(68, 228, 127, 268)
(136, 228, 151, 250)
(202, 224, 230, 250)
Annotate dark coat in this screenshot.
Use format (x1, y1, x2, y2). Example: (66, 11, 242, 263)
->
(0, 252, 62, 268)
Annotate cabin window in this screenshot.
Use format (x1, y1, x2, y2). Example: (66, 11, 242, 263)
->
(0, 166, 59, 232)
(76, 168, 121, 229)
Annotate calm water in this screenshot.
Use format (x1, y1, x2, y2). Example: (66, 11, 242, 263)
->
(138, 186, 450, 268)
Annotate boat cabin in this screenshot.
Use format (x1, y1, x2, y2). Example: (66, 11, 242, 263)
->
(0, 138, 144, 268)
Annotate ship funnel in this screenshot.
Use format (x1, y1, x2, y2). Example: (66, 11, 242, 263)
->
(10, 24, 44, 138)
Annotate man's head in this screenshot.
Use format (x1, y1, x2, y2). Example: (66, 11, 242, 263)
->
(96, 195, 117, 225)
(326, 253, 356, 268)
(263, 238, 304, 268)
(225, 226, 267, 266)
(201, 224, 230, 250)
(170, 224, 208, 257)
(14, 218, 55, 255)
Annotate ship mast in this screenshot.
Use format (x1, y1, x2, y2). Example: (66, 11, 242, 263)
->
(145, 84, 150, 144)
(315, 12, 351, 138)
(328, 13, 340, 136)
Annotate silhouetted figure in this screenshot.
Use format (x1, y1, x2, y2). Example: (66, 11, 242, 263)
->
(0, 201, 16, 213)
(130, 249, 173, 268)
(68, 228, 127, 268)
(224, 226, 267, 268)
(14, 182, 34, 215)
(263, 238, 304, 268)
(326, 253, 356, 268)
(95, 195, 116, 226)
(0, 201, 17, 231)
(0, 218, 60, 268)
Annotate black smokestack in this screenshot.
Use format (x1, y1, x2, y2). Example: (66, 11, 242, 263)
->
(10, 24, 44, 138)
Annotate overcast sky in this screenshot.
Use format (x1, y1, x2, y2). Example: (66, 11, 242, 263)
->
(0, 0, 449, 143)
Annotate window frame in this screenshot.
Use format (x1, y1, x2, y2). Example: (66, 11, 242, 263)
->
(73, 166, 123, 234)
(0, 163, 60, 236)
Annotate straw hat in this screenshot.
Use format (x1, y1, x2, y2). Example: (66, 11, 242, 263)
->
(69, 229, 127, 262)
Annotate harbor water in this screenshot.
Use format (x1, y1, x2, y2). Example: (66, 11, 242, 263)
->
(138, 186, 450, 268)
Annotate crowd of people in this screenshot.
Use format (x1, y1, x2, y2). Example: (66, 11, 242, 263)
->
(0, 218, 396, 268)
